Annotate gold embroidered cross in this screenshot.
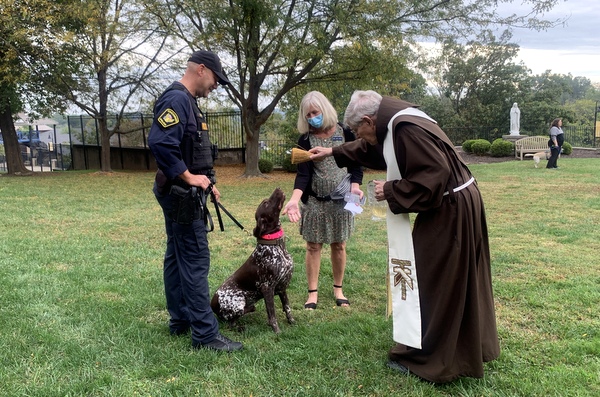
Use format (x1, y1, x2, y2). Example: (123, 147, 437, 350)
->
(391, 258, 413, 300)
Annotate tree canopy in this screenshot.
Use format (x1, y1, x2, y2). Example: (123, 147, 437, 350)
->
(0, 0, 82, 174)
(420, 30, 531, 130)
(56, 0, 180, 172)
(149, 0, 564, 176)
(3, 0, 583, 175)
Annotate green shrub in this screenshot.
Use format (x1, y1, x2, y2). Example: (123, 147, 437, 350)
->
(562, 141, 572, 155)
(281, 155, 297, 173)
(258, 158, 274, 173)
(462, 140, 476, 153)
(490, 138, 514, 157)
(471, 139, 491, 156)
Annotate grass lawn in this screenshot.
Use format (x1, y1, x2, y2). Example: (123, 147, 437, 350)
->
(0, 157, 598, 396)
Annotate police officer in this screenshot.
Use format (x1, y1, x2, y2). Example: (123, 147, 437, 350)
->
(148, 50, 242, 352)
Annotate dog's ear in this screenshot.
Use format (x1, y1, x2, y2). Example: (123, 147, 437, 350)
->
(254, 215, 266, 238)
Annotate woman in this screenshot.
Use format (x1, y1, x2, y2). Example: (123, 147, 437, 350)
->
(282, 91, 363, 309)
(547, 118, 564, 169)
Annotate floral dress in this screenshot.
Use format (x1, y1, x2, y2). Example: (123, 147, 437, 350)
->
(300, 126, 353, 244)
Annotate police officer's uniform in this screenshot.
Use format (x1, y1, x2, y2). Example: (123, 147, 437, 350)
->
(148, 81, 219, 346)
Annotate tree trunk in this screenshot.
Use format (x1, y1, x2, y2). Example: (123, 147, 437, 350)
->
(243, 125, 262, 177)
(0, 103, 30, 175)
(97, 67, 112, 173)
(99, 122, 112, 173)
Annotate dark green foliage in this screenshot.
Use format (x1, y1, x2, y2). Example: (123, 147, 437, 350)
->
(462, 139, 476, 153)
(490, 138, 514, 157)
(562, 141, 572, 155)
(258, 158, 274, 173)
(281, 155, 298, 173)
(471, 139, 491, 156)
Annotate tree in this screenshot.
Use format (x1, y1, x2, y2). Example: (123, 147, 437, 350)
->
(0, 0, 81, 175)
(52, 0, 179, 173)
(564, 99, 596, 129)
(152, 0, 563, 177)
(278, 42, 427, 117)
(520, 72, 581, 133)
(529, 71, 574, 104)
(421, 30, 531, 130)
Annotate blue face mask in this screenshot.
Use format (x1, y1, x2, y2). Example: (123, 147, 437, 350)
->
(307, 114, 323, 128)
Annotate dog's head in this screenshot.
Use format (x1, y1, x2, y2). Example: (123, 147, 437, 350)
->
(253, 188, 286, 238)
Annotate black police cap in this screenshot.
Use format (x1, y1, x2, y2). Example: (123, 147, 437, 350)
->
(188, 50, 230, 85)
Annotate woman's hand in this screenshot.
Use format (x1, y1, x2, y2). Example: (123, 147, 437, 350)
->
(350, 183, 363, 200)
(282, 200, 301, 223)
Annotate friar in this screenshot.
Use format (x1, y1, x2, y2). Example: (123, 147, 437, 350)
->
(309, 90, 500, 383)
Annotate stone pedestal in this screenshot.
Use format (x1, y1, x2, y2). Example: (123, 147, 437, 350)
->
(502, 134, 527, 144)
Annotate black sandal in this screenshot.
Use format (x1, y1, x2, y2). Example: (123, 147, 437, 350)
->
(334, 284, 350, 306)
(304, 289, 318, 310)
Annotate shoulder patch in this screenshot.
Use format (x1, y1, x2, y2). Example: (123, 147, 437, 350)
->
(158, 108, 179, 128)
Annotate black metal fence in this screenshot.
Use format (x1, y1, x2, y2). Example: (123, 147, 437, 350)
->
(205, 111, 244, 149)
(5, 111, 596, 172)
(64, 111, 245, 170)
(259, 139, 291, 166)
(543, 125, 597, 148)
(443, 125, 598, 148)
(0, 132, 73, 173)
(443, 127, 503, 145)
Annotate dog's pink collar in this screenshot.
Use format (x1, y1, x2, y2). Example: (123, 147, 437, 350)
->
(260, 229, 284, 240)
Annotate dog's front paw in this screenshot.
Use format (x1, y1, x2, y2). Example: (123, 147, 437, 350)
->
(227, 320, 245, 333)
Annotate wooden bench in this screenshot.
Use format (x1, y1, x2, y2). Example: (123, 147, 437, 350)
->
(514, 136, 549, 160)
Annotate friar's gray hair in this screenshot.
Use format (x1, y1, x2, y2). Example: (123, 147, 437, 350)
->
(343, 90, 382, 131)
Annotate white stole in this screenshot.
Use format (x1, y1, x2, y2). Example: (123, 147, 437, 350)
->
(382, 108, 433, 350)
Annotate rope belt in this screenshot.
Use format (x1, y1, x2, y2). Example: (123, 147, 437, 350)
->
(443, 177, 475, 196)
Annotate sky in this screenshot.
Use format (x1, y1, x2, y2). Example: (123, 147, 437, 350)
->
(505, 0, 600, 83)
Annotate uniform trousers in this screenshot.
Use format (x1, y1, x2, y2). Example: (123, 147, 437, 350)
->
(153, 183, 219, 344)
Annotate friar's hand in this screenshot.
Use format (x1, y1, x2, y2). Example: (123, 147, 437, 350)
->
(373, 180, 386, 201)
(308, 146, 333, 161)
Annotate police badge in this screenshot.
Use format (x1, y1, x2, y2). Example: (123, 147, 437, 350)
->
(158, 108, 179, 128)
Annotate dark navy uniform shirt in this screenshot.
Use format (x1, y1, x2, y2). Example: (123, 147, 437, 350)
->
(148, 82, 198, 180)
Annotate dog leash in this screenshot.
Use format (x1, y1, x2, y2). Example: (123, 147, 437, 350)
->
(207, 187, 247, 234)
(210, 191, 225, 231)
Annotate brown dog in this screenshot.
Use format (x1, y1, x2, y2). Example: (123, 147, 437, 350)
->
(210, 188, 294, 333)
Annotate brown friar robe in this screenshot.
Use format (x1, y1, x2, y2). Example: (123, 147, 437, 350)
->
(332, 96, 500, 383)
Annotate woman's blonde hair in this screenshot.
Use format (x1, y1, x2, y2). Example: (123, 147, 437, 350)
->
(296, 91, 338, 133)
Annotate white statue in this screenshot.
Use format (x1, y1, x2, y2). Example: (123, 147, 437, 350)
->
(510, 103, 520, 135)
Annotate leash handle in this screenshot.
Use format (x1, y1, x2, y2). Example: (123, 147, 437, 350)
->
(210, 191, 225, 232)
(205, 183, 247, 234)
